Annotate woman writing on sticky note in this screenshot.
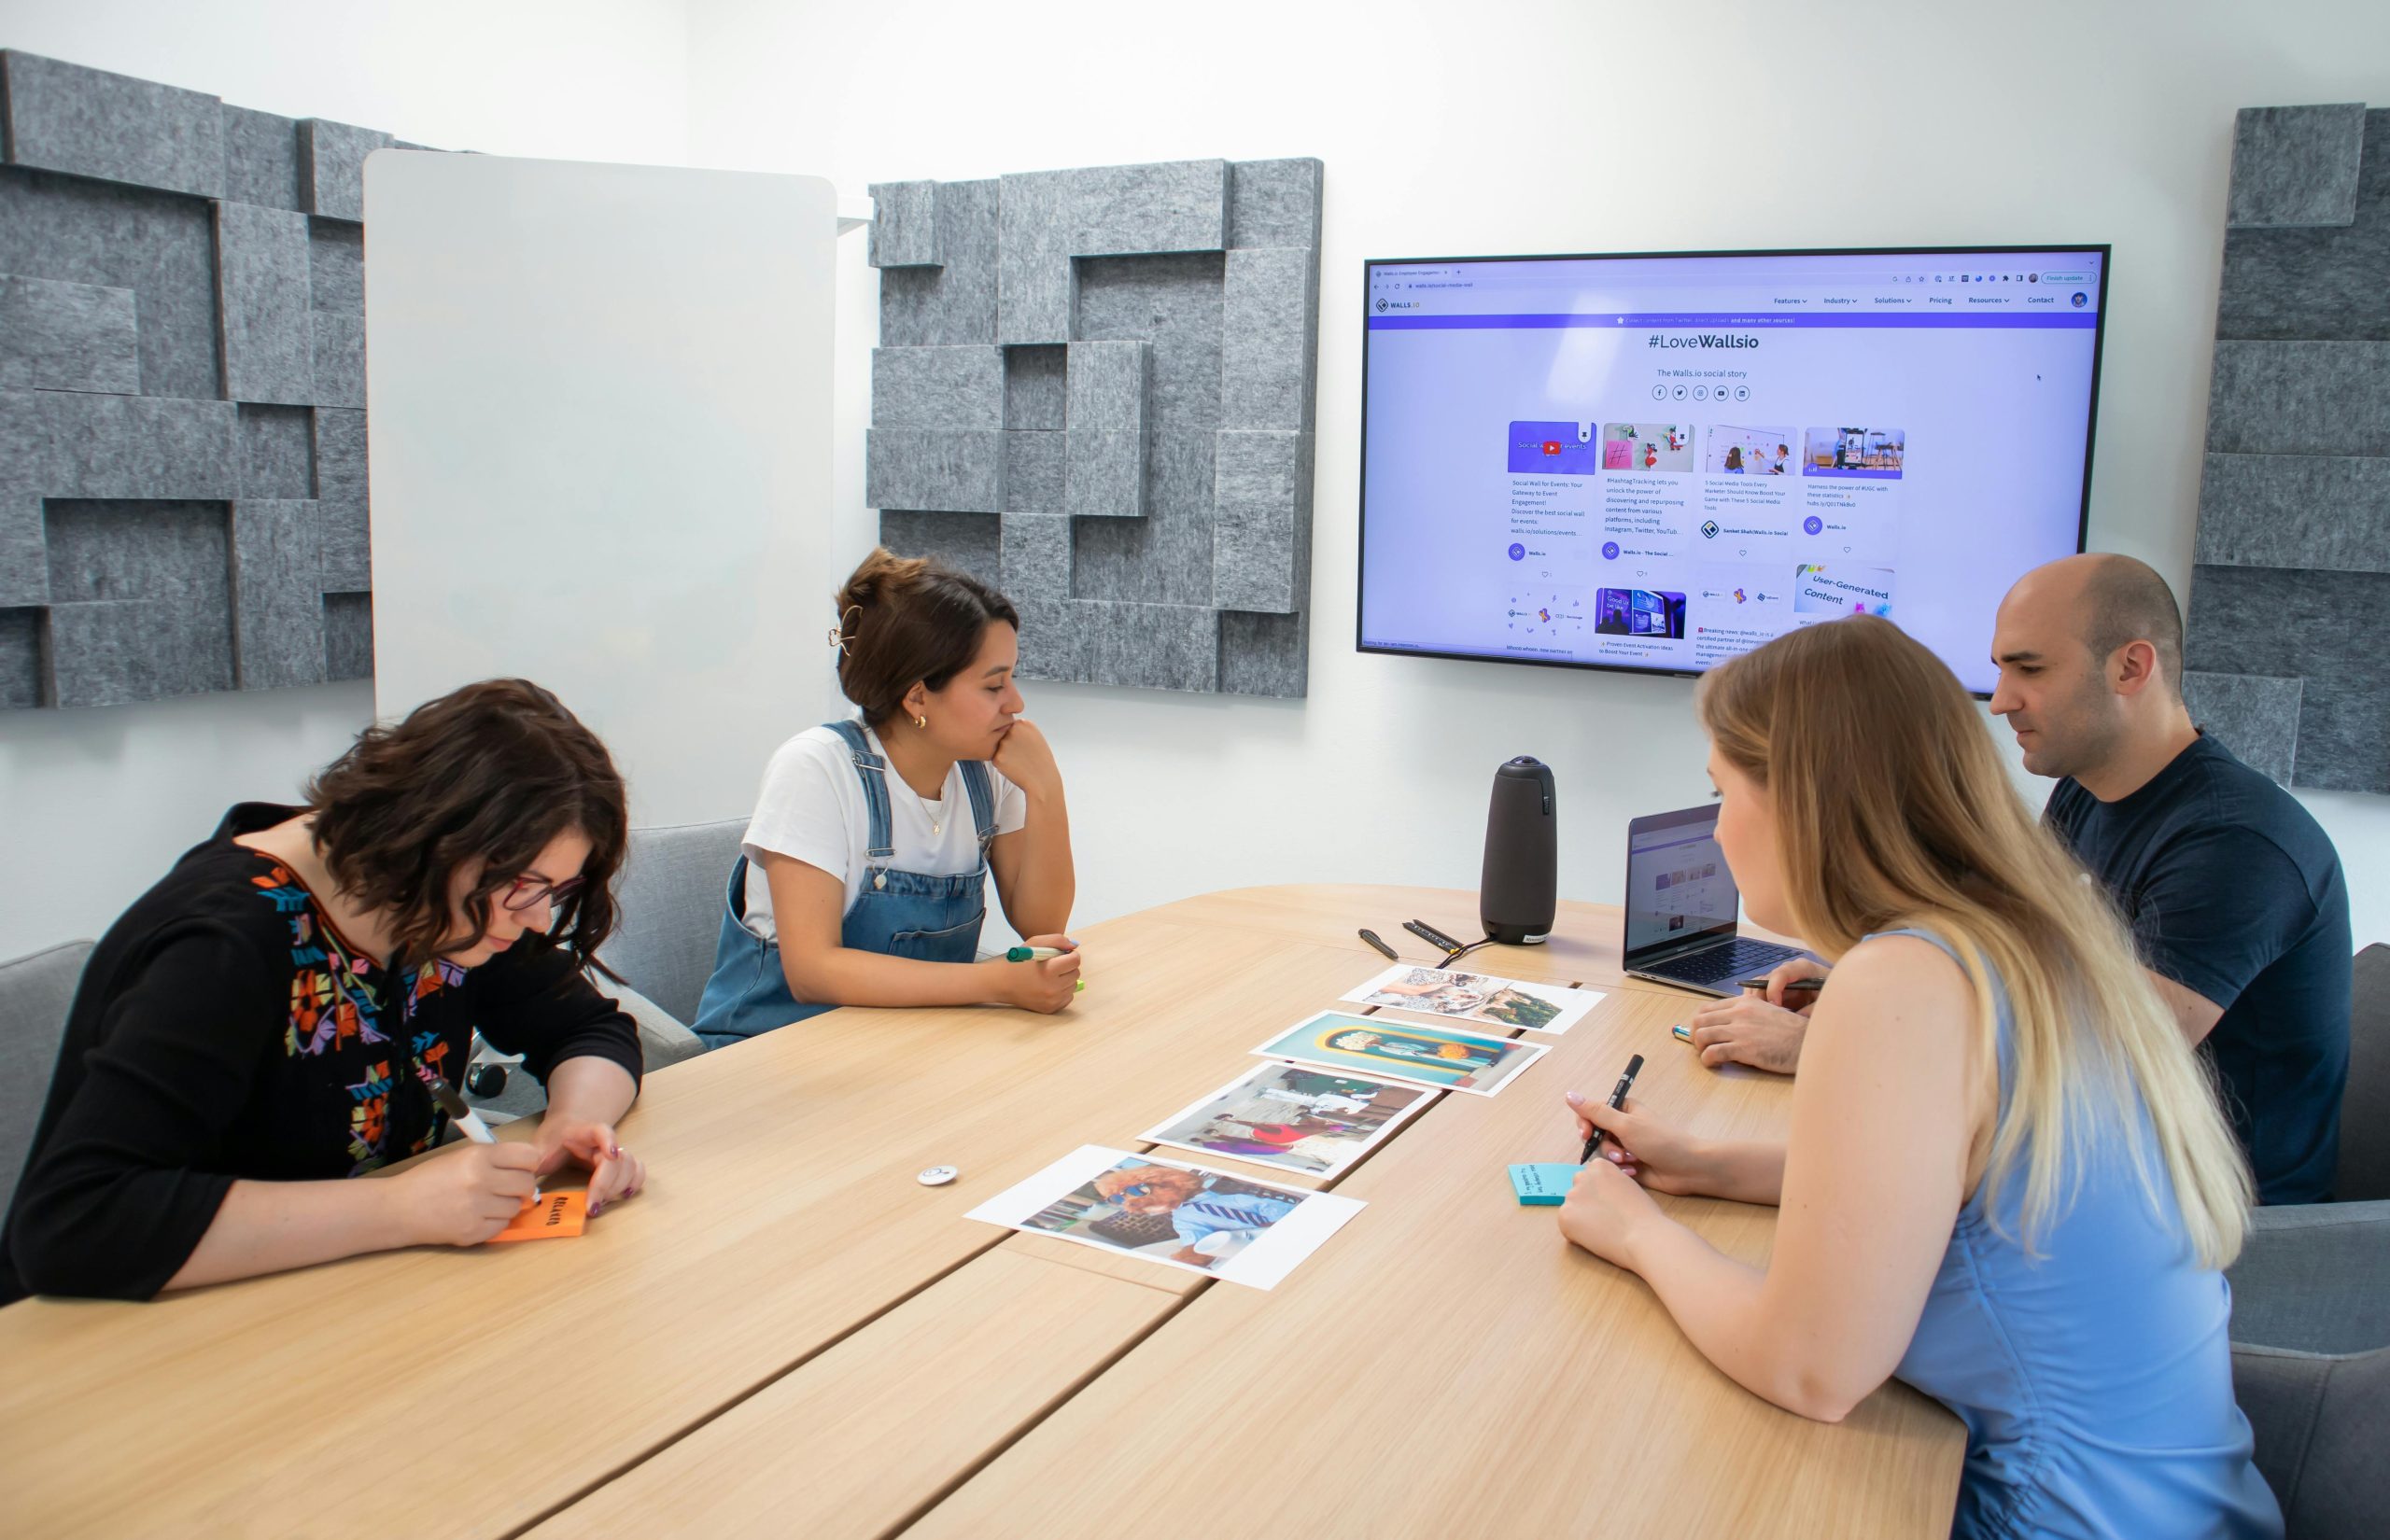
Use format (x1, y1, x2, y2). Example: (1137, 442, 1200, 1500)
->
(2, 680, 649, 1303)
(1554, 617, 2276, 1538)
(691, 549, 1078, 1048)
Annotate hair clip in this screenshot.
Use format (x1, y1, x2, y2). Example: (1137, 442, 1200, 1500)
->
(827, 604, 861, 658)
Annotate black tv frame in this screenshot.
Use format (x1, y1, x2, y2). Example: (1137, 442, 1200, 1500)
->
(1355, 243, 2112, 699)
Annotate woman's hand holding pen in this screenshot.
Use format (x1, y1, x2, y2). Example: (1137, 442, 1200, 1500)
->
(390, 1141, 543, 1246)
(1686, 959, 1827, 1075)
(1564, 1093, 1715, 1196)
(1001, 934, 1083, 1014)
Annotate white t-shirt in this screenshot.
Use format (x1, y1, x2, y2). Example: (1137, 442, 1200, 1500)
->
(738, 722, 1027, 941)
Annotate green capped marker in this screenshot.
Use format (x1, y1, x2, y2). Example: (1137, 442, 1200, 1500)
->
(1005, 945, 1085, 991)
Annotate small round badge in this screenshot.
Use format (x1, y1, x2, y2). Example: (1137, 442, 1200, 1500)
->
(917, 1165, 959, 1187)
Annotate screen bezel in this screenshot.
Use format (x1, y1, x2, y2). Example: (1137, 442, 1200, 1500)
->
(1355, 243, 2112, 700)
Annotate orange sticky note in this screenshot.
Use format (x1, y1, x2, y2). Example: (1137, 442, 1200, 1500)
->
(488, 1190, 588, 1242)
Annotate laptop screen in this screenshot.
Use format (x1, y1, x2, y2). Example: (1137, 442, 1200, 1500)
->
(1624, 804, 1741, 960)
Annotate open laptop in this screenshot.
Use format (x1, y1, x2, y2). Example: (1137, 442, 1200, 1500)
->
(1622, 803, 1812, 996)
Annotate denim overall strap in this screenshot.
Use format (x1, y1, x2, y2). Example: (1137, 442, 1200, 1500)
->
(957, 759, 997, 856)
(824, 719, 895, 860)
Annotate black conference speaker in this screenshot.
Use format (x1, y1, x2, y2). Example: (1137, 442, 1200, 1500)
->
(1481, 755, 1556, 945)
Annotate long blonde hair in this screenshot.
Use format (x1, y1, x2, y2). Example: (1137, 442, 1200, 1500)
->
(1697, 616, 2249, 1267)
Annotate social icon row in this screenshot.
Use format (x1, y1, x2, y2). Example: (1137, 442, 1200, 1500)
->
(1649, 384, 1750, 403)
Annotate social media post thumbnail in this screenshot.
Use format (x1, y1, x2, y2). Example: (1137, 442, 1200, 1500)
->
(1506, 420, 1601, 475)
(1602, 422, 1694, 473)
(1705, 425, 1797, 477)
(1793, 560, 1897, 618)
(1595, 586, 1688, 639)
(1802, 426, 1905, 480)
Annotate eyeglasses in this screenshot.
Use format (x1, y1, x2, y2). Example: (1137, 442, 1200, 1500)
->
(500, 874, 585, 913)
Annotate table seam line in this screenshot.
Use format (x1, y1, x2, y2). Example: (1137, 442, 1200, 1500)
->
(493, 1225, 1016, 1540)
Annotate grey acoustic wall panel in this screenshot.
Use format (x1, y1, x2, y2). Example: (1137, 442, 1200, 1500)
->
(873, 158, 1323, 696)
(866, 180, 938, 269)
(2186, 104, 2390, 791)
(220, 106, 302, 211)
(0, 51, 441, 708)
(879, 177, 998, 348)
(2180, 671, 2303, 786)
(1063, 340, 1149, 519)
(2228, 105, 2368, 229)
(298, 119, 392, 222)
(0, 51, 223, 199)
(871, 345, 1005, 429)
(214, 202, 316, 404)
(0, 274, 140, 394)
(231, 498, 325, 690)
(2216, 111, 2390, 343)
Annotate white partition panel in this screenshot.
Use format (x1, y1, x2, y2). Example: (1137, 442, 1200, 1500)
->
(364, 152, 836, 825)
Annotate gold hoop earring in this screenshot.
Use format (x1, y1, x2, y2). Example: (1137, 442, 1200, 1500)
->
(913, 714, 927, 730)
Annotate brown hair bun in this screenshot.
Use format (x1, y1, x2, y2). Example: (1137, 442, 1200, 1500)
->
(834, 547, 1021, 724)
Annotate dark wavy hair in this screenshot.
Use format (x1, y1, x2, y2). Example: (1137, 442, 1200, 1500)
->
(834, 548, 1020, 725)
(304, 679, 628, 971)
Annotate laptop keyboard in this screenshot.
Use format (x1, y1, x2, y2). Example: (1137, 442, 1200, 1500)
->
(1653, 938, 1806, 987)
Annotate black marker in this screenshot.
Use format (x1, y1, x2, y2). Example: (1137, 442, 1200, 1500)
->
(1579, 1053, 1645, 1165)
(1740, 973, 1827, 994)
(1408, 918, 1467, 954)
(1358, 929, 1400, 961)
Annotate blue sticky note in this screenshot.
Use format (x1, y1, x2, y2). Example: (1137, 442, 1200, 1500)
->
(1508, 1162, 1578, 1206)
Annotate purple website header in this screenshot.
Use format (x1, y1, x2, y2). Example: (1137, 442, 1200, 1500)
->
(1369, 311, 2098, 330)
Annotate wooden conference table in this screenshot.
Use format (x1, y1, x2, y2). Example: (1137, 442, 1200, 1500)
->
(0, 886, 1963, 1538)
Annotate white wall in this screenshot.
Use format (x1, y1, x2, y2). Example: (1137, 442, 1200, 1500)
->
(683, 0, 2390, 949)
(0, 1, 692, 959)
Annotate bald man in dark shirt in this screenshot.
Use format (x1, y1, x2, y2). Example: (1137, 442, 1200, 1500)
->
(1687, 556, 2351, 1204)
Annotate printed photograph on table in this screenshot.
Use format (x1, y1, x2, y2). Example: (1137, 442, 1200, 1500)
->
(1802, 426, 1905, 479)
(1340, 964, 1608, 1035)
(1601, 422, 1692, 472)
(1140, 1062, 1436, 1178)
(966, 1145, 1367, 1290)
(1706, 425, 1796, 476)
(1253, 1011, 1550, 1097)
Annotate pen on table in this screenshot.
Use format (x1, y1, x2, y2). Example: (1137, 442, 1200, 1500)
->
(1579, 1053, 1646, 1165)
(1358, 929, 1399, 961)
(1005, 944, 1088, 991)
(1739, 973, 1828, 995)
(426, 1071, 540, 1199)
(1407, 918, 1466, 954)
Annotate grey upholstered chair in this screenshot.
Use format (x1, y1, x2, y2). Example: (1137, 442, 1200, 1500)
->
(0, 940, 92, 1212)
(601, 818, 751, 1042)
(2332, 943, 2388, 1202)
(464, 819, 744, 1118)
(2231, 1344, 2387, 1540)
(2228, 945, 2390, 1355)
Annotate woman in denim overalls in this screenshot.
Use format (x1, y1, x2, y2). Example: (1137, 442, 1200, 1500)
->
(693, 551, 1081, 1049)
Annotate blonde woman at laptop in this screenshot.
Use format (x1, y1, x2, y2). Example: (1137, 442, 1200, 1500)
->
(1554, 616, 2276, 1539)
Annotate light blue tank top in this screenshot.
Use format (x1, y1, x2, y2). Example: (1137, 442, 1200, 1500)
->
(1877, 928, 2281, 1540)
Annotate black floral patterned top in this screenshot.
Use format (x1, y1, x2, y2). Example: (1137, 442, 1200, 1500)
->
(3, 804, 640, 1302)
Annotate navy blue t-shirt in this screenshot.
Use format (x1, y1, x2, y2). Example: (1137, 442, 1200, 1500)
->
(2046, 734, 2351, 1204)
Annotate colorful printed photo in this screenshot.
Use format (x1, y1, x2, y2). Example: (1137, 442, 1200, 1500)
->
(966, 1145, 1366, 1290)
(1251, 1011, 1550, 1097)
(1338, 965, 1608, 1035)
(1141, 1062, 1436, 1178)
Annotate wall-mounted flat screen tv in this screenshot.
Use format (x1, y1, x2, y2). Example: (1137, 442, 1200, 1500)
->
(1357, 246, 2109, 694)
